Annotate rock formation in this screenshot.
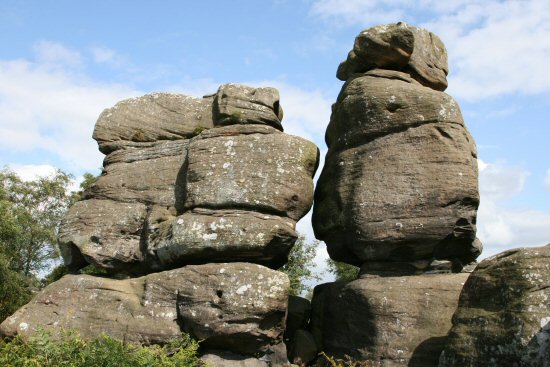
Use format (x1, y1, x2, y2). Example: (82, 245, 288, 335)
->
(313, 22, 479, 267)
(1, 84, 319, 365)
(439, 244, 550, 367)
(310, 22, 481, 366)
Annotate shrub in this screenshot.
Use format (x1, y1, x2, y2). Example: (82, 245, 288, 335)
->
(0, 329, 202, 367)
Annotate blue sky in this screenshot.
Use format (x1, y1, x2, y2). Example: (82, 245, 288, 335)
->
(1, 0, 549, 276)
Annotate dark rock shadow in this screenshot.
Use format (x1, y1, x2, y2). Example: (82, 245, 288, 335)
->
(408, 336, 447, 367)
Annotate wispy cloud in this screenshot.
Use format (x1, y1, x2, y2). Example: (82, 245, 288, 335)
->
(544, 169, 550, 191)
(477, 159, 549, 257)
(0, 42, 141, 172)
(309, 0, 550, 100)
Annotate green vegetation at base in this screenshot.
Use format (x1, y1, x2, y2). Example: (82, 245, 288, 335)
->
(0, 330, 202, 367)
(326, 259, 359, 282)
(320, 352, 376, 367)
(0, 255, 35, 323)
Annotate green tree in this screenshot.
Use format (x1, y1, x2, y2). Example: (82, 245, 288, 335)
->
(69, 172, 97, 204)
(0, 254, 34, 322)
(279, 235, 320, 296)
(0, 168, 73, 276)
(326, 259, 360, 282)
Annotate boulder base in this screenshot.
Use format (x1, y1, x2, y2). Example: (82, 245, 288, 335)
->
(310, 273, 469, 366)
(0, 263, 289, 357)
(440, 245, 550, 367)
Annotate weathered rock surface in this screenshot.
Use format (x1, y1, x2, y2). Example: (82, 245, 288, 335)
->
(93, 93, 213, 154)
(148, 209, 297, 271)
(58, 89, 318, 273)
(183, 124, 318, 221)
(213, 84, 284, 131)
(200, 343, 289, 367)
(313, 71, 479, 265)
(0, 263, 289, 356)
(310, 273, 469, 366)
(59, 199, 148, 272)
(88, 140, 188, 206)
(337, 23, 448, 91)
(177, 263, 289, 355)
(439, 245, 550, 367)
(287, 329, 318, 365)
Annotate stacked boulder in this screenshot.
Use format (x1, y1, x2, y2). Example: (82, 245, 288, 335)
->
(1, 84, 319, 365)
(310, 23, 480, 366)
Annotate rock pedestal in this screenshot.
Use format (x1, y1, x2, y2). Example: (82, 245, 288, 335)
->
(310, 22, 481, 367)
(1, 83, 319, 365)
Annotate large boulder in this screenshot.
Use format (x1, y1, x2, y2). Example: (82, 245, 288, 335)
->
(310, 273, 469, 366)
(313, 71, 479, 265)
(337, 23, 449, 91)
(87, 140, 188, 207)
(182, 124, 319, 221)
(93, 93, 213, 154)
(0, 263, 289, 356)
(147, 208, 297, 271)
(58, 89, 319, 274)
(58, 199, 148, 272)
(439, 245, 550, 367)
(213, 84, 284, 131)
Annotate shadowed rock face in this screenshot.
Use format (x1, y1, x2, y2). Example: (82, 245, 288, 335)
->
(58, 85, 319, 275)
(310, 273, 469, 366)
(439, 244, 550, 367)
(0, 263, 289, 356)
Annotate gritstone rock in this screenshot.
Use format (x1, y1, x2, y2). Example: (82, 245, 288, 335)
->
(439, 244, 550, 367)
(310, 273, 469, 366)
(337, 22, 449, 91)
(182, 124, 318, 222)
(59, 86, 319, 274)
(92, 93, 214, 154)
(0, 263, 289, 357)
(313, 58, 479, 267)
(213, 84, 284, 131)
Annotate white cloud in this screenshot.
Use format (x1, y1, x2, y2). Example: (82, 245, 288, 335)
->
(309, 0, 550, 100)
(0, 43, 141, 172)
(310, 0, 406, 26)
(90, 46, 116, 64)
(544, 169, 550, 191)
(7, 164, 58, 181)
(478, 159, 529, 199)
(477, 200, 550, 258)
(477, 159, 550, 258)
(33, 41, 83, 69)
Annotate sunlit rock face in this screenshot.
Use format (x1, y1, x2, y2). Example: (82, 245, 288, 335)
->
(0, 263, 289, 356)
(2, 84, 319, 364)
(313, 23, 480, 268)
(310, 22, 481, 367)
(58, 85, 318, 275)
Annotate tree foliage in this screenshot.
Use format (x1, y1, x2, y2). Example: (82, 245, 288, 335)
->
(326, 259, 360, 282)
(0, 168, 73, 276)
(280, 235, 320, 296)
(0, 255, 34, 323)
